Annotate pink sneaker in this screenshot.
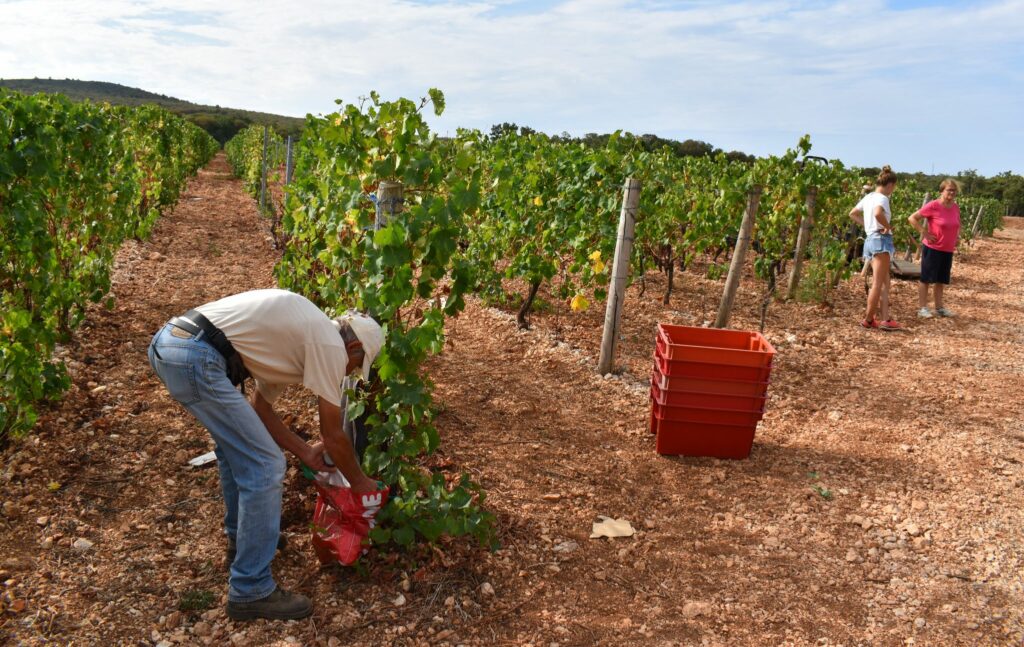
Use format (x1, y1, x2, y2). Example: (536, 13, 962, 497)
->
(879, 319, 904, 331)
(860, 318, 879, 329)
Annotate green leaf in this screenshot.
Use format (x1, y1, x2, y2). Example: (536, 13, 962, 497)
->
(427, 88, 445, 116)
(393, 526, 415, 546)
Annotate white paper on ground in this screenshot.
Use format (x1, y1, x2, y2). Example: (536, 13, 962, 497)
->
(188, 450, 217, 467)
(590, 516, 635, 539)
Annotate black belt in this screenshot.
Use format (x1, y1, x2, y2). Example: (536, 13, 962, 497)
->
(168, 309, 251, 388)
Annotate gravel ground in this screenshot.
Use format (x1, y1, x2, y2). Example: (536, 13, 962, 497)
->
(1, 155, 1021, 646)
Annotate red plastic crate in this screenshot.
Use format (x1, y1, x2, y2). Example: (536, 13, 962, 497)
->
(654, 351, 772, 382)
(650, 375, 767, 413)
(656, 324, 775, 368)
(650, 395, 763, 426)
(651, 364, 770, 398)
(649, 408, 755, 459)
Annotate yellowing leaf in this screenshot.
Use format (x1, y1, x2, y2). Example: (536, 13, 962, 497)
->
(570, 294, 590, 312)
(533, 196, 543, 207)
(592, 260, 606, 274)
(344, 209, 361, 232)
(47, 481, 61, 491)
(588, 250, 602, 262)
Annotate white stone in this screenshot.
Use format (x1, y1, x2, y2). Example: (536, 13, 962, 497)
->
(72, 538, 94, 551)
(681, 601, 712, 618)
(553, 541, 579, 554)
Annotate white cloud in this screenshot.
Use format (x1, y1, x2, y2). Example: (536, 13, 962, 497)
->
(1, 0, 1021, 173)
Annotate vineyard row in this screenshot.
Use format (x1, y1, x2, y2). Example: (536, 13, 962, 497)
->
(0, 90, 220, 441)
(220, 90, 1002, 549)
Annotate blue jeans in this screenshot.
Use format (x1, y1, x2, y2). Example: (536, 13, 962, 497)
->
(148, 324, 285, 602)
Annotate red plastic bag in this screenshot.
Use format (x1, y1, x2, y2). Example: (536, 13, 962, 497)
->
(310, 482, 389, 566)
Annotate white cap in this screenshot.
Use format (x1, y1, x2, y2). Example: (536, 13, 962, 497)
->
(333, 312, 384, 381)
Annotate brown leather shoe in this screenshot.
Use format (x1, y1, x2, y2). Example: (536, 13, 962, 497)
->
(226, 587, 312, 621)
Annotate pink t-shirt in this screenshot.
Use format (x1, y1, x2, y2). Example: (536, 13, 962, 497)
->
(919, 200, 961, 253)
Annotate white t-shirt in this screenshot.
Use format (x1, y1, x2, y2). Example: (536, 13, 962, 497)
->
(196, 289, 348, 406)
(855, 192, 892, 236)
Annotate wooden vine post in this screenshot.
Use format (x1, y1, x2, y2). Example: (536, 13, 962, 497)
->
(285, 136, 294, 185)
(259, 125, 269, 212)
(341, 180, 405, 445)
(714, 187, 763, 329)
(597, 178, 641, 375)
(970, 205, 986, 242)
(375, 181, 404, 230)
(785, 187, 817, 300)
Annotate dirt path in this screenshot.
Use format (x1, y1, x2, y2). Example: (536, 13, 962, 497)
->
(1, 156, 1022, 646)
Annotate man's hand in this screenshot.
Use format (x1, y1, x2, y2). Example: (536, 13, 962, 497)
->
(318, 397, 380, 493)
(349, 474, 381, 494)
(302, 441, 334, 472)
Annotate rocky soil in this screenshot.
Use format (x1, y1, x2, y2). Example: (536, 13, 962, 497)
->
(2, 154, 1022, 646)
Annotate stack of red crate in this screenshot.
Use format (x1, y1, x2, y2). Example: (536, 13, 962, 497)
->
(650, 323, 775, 459)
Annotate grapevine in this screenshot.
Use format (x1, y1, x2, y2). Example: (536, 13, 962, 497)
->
(0, 90, 218, 442)
(276, 90, 495, 549)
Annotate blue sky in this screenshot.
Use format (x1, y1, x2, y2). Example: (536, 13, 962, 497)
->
(1, 0, 1021, 175)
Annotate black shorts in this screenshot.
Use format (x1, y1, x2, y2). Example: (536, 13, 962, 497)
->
(920, 245, 953, 284)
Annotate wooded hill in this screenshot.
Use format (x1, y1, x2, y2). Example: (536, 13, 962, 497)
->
(0, 78, 304, 144)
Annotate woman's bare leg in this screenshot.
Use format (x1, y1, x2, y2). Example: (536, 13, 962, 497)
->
(881, 270, 891, 321)
(865, 253, 889, 322)
(918, 281, 930, 309)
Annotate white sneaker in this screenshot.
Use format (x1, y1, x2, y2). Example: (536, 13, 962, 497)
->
(936, 307, 955, 317)
(917, 307, 933, 318)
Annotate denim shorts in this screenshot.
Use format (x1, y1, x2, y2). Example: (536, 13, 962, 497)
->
(863, 233, 895, 260)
